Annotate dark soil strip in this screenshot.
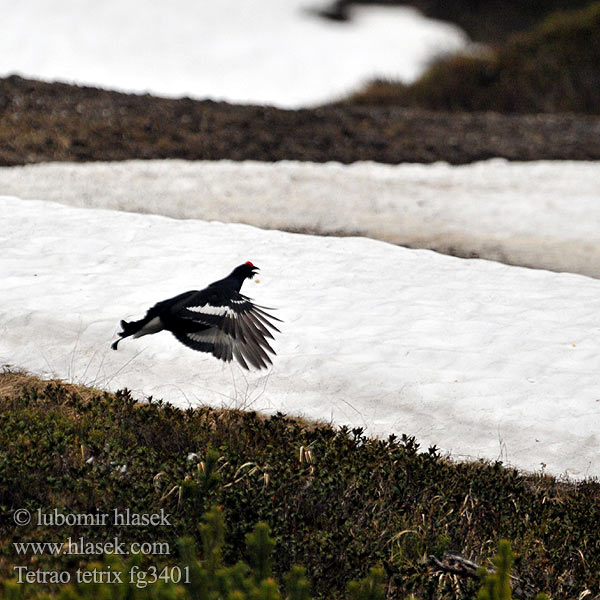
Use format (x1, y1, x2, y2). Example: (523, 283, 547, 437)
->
(2, 75, 600, 166)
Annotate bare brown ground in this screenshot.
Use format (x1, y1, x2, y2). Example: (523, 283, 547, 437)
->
(2, 75, 600, 167)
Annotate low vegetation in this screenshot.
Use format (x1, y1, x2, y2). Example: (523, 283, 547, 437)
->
(2, 507, 547, 600)
(1, 372, 598, 598)
(347, 2, 600, 114)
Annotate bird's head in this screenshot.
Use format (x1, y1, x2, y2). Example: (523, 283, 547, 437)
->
(210, 262, 260, 291)
(237, 261, 259, 280)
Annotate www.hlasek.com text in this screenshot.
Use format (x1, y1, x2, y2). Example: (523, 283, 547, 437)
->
(14, 537, 170, 556)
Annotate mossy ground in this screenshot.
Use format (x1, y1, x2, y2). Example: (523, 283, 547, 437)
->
(1, 372, 598, 598)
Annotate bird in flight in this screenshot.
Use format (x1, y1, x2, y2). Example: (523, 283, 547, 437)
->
(111, 262, 281, 369)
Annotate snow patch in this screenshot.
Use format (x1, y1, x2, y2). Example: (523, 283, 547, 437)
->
(2, 158, 599, 276)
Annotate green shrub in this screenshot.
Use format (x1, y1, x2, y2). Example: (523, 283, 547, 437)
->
(1, 374, 598, 598)
(477, 540, 549, 600)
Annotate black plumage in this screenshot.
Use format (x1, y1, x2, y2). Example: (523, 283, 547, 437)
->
(111, 262, 281, 369)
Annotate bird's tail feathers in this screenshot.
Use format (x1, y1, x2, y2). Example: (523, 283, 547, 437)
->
(111, 319, 141, 351)
(119, 319, 137, 335)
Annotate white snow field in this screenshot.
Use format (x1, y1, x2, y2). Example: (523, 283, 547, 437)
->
(2, 195, 600, 479)
(2, 159, 599, 277)
(0, 0, 467, 108)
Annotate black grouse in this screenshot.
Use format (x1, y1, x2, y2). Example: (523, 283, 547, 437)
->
(111, 262, 281, 369)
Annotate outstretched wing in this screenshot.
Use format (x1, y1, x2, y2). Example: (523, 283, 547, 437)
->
(167, 289, 281, 370)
